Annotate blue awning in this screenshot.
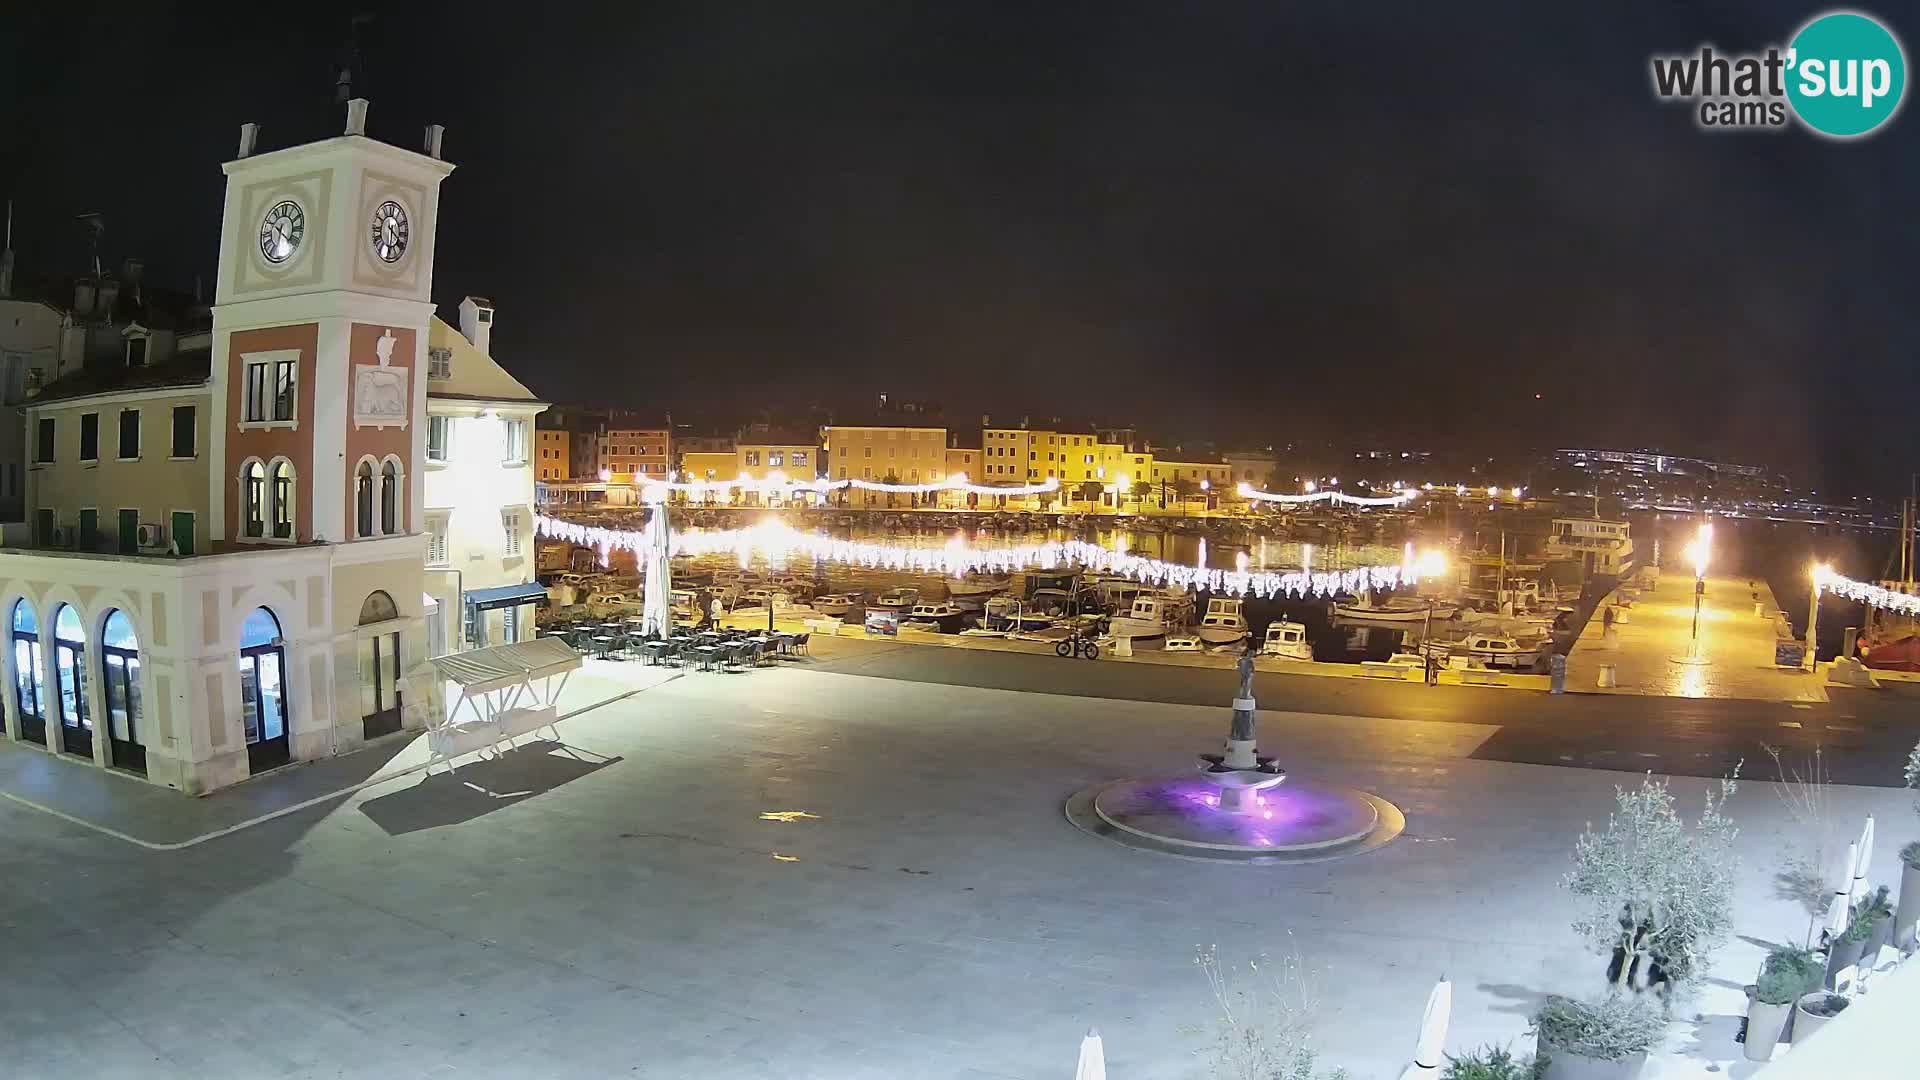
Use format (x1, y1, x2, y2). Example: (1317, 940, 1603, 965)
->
(465, 582, 549, 610)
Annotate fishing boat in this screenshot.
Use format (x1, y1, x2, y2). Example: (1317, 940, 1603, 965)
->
(984, 596, 1055, 632)
(1107, 593, 1191, 641)
(1163, 633, 1202, 652)
(811, 593, 861, 618)
(1195, 597, 1249, 645)
(870, 587, 920, 611)
(1330, 592, 1458, 623)
(903, 602, 970, 633)
(1453, 632, 1543, 670)
(1259, 620, 1313, 661)
(945, 574, 1011, 599)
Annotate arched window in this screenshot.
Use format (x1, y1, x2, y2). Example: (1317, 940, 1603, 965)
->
(380, 459, 400, 534)
(52, 603, 89, 760)
(269, 459, 295, 539)
(359, 590, 399, 624)
(243, 460, 266, 538)
(100, 609, 144, 774)
(239, 607, 290, 774)
(10, 600, 45, 746)
(355, 460, 375, 538)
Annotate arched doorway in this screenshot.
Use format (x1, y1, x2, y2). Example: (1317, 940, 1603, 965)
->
(239, 607, 290, 773)
(10, 600, 45, 745)
(52, 604, 90, 760)
(100, 610, 146, 775)
(357, 590, 403, 739)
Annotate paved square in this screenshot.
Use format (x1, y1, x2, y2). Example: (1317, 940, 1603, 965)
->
(1, 663, 1911, 1078)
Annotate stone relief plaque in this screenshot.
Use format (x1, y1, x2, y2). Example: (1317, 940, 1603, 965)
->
(353, 329, 409, 429)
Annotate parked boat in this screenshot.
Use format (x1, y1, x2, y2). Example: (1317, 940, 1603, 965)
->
(871, 587, 920, 611)
(1163, 633, 1202, 652)
(1108, 593, 1191, 641)
(945, 574, 1011, 599)
(1195, 598, 1249, 645)
(1260, 620, 1313, 661)
(1330, 593, 1459, 623)
(903, 602, 970, 633)
(811, 593, 861, 618)
(985, 596, 1056, 632)
(1453, 632, 1543, 670)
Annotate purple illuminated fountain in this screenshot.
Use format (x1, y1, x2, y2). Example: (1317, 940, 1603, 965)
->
(1064, 651, 1403, 861)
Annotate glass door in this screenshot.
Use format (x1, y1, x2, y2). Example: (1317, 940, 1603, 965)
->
(241, 646, 290, 773)
(102, 611, 145, 775)
(52, 605, 90, 760)
(12, 635, 44, 745)
(358, 631, 403, 740)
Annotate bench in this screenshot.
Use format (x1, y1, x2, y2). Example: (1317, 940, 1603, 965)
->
(1360, 661, 1413, 680)
(1458, 669, 1506, 686)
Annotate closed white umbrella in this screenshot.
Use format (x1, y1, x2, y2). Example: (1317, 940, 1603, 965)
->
(1397, 977, 1452, 1080)
(1849, 815, 1875, 901)
(1825, 841, 1857, 942)
(640, 501, 673, 638)
(1074, 1028, 1105, 1080)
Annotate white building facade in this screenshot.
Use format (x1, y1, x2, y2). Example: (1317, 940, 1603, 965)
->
(423, 296, 548, 654)
(0, 103, 454, 794)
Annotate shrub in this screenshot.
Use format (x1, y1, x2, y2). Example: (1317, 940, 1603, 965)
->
(1754, 947, 1821, 1006)
(1441, 1045, 1535, 1079)
(1194, 945, 1349, 1080)
(1531, 994, 1666, 1062)
(1900, 840, 1920, 870)
(1564, 771, 1740, 990)
(1800, 993, 1848, 1018)
(1838, 885, 1892, 944)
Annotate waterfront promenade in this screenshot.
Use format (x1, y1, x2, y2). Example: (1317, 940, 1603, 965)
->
(1565, 570, 1824, 703)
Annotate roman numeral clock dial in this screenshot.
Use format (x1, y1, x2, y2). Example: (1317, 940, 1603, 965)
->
(370, 199, 410, 263)
(257, 199, 304, 264)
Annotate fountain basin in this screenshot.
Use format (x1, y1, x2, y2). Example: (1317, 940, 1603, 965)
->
(1068, 776, 1398, 860)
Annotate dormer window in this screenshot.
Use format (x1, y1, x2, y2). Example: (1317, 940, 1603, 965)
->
(428, 346, 452, 380)
(127, 336, 148, 368)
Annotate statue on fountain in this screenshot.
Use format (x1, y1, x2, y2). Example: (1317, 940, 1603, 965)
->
(1198, 650, 1286, 812)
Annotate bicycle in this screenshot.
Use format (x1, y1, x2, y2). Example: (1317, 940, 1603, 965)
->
(1055, 633, 1101, 660)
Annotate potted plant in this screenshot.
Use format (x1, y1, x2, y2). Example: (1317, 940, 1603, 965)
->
(1442, 1045, 1534, 1079)
(1531, 994, 1664, 1080)
(1898, 841, 1920, 951)
(1744, 947, 1819, 1061)
(1855, 884, 1894, 959)
(1793, 990, 1849, 1042)
(1826, 885, 1892, 985)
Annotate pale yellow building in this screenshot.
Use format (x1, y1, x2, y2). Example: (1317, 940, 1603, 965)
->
(534, 427, 569, 482)
(25, 380, 214, 555)
(1149, 459, 1232, 511)
(822, 423, 947, 507)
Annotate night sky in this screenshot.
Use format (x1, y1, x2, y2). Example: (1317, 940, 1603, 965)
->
(4, 3, 1914, 490)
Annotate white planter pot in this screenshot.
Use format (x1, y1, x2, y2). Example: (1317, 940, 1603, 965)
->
(1794, 991, 1849, 1043)
(1896, 861, 1920, 952)
(1538, 1034, 1648, 1080)
(1743, 996, 1792, 1062)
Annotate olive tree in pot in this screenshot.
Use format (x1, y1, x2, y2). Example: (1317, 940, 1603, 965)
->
(1742, 947, 1820, 1062)
(1826, 885, 1893, 985)
(1564, 772, 1740, 994)
(1531, 994, 1665, 1080)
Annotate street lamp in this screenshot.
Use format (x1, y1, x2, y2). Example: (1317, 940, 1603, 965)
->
(1808, 561, 1833, 672)
(1683, 523, 1711, 659)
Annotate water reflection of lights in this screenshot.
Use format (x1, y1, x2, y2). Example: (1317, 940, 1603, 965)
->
(758, 811, 821, 822)
(538, 515, 1434, 599)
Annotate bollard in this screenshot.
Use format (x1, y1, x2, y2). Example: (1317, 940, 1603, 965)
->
(1550, 653, 1567, 694)
(1598, 664, 1617, 688)
(1111, 635, 1133, 657)
(1754, 601, 1765, 617)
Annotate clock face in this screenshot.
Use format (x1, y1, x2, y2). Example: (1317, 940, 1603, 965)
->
(258, 200, 305, 265)
(369, 199, 410, 264)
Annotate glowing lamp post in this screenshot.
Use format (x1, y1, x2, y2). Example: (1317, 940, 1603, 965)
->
(1809, 562, 1833, 672)
(1682, 523, 1711, 660)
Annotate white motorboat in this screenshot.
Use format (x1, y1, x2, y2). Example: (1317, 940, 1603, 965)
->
(1454, 632, 1544, 670)
(1108, 593, 1191, 641)
(945, 574, 1011, 599)
(903, 602, 969, 633)
(871, 587, 920, 611)
(811, 593, 860, 618)
(776, 577, 817, 600)
(1330, 593, 1459, 623)
(1092, 579, 1147, 613)
(1260, 620, 1313, 661)
(1163, 633, 1202, 652)
(738, 587, 791, 611)
(984, 596, 1055, 632)
(1195, 598, 1249, 645)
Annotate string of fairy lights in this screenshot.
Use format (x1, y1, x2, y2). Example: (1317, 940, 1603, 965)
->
(1815, 566, 1920, 617)
(535, 514, 1432, 599)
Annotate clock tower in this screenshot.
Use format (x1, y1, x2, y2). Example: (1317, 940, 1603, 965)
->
(208, 100, 455, 761)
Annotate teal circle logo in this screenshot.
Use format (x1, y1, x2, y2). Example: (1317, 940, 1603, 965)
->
(1787, 11, 1907, 138)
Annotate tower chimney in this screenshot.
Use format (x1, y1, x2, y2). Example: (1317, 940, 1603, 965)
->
(458, 296, 495, 355)
(0, 200, 13, 298)
(423, 124, 445, 160)
(345, 97, 369, 136)
(237, 122, 259, 158)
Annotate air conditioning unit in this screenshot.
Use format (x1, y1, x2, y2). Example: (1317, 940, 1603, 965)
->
(136, 523, 167, 551)
(48, 525, 74, 548)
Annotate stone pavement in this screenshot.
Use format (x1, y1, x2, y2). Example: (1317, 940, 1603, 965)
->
(1567, 571, 1825, 703)
(0, 663, 1912, 1078)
